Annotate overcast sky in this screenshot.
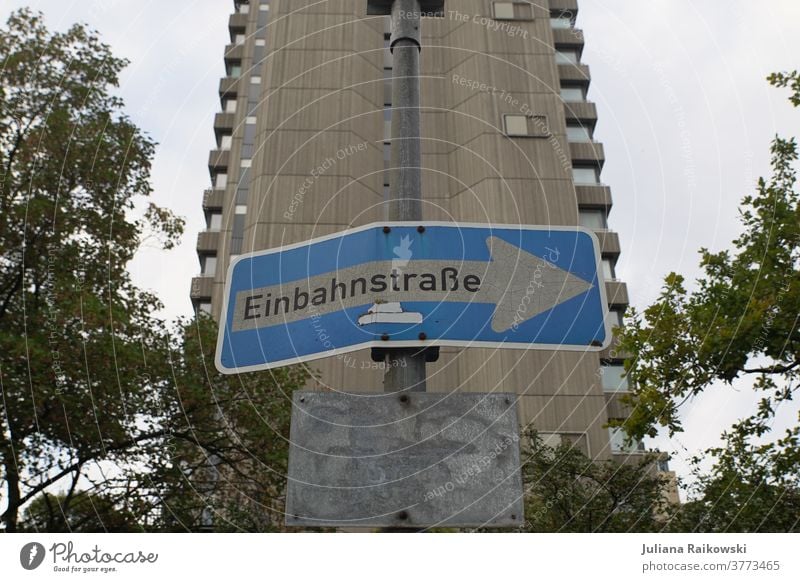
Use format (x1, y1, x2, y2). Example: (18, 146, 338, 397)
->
(3, 0, 798, 493)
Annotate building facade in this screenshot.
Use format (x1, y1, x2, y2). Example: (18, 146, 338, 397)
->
(192, 0, 659, 469)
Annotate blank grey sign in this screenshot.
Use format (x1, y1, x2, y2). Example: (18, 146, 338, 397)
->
(285, 391, 524, 529)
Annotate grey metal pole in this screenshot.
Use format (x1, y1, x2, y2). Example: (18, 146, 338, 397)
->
(384, 0, 427, 394)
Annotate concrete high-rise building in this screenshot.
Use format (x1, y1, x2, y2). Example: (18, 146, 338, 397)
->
(191, 0, 670, 474)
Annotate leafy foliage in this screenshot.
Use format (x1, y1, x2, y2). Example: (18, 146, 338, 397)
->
(0, 9, 308, 533)
(616, 73, 800, 532)
(517, 431, 671, 532)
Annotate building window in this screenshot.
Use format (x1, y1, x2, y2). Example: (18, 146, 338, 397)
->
(560, 85, 586, 102)
(608, 426, 644, 453)
(504, 114, 549, 137)
(572, 166, 600, 184)
(555, 48, 580, 65)
(234, 33, 246, 45)
(251, 75, 261, 84)
(608, 308, 624, 330)
(241, 159, 252, 168)
(237, 2, 250, 14)
(235, 205, 247, 215)
(219, 134, 233, 150)
(245, 116, 257, 124)
(550, 14, 574, 29)
(602, 364, 628, 392)
(602, 258, 616, 280)
(566, 122, 592, 142)
(214, 173, 228, 190)
(198, 302, 213, 315)
(259, 3, 269, 10)
(255, 38, 266, 46)
(578, 208, 607, 230)
(224, 98, 237, 113)
(227, 63, 242, 77)
(493, 2, 533, 20)
(538, 432, 589, 457)
(201, 255, 217, 277)
(207, 212, 222, 231)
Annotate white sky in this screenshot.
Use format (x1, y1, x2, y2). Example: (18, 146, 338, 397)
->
(2, 0, 798, 494)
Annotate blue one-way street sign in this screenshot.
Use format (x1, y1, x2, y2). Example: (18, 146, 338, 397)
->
(215, 222, 610, 374)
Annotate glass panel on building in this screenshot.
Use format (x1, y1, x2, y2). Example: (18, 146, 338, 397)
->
(572, 166, 599, 184)
(578, 208, 607, 230)
(602, 364, 628, 392)
(566, 123, 592, 142)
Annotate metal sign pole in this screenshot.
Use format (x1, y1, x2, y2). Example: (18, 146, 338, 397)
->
(384, 0, 427, 394)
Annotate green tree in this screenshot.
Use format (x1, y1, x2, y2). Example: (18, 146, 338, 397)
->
(0, 9, 309, 532)
(518, 431, 671, 532)
(153, 316, 308, 532)
(617, 73, 800, 532)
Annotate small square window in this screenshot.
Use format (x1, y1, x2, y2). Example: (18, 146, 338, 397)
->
(237, 3, 249, 14)
(241, 159, 252, 168)
(228, 64, 242, 78)
(504, 114, 549, 137)
(504, 114, 529, 136)
(219, 134, 233, 150)
(251, 76, 262, 84)
(255, 39, 266, 46)
(246, 116, 257, 124)
(215, 173, 228, 190)
(259, 4, 269, 10)
(224, 99, 237, 113)
(235, 205, 247, 215)
(234, 33, 246, 45)
(198, 302, 213, 314)
(493, 2, 514, 20)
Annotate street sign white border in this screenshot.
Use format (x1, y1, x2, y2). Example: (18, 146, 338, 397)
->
(214, 222, 612, 374)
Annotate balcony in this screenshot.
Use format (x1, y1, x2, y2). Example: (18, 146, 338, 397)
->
(219, 77, 238, 97)
(208, 149, 230, 170)
(569, 141, 605, 166)
(214, 112, 235, 133)
(595, 230, 621, 256)
(549, 0, 579, 12)
(552, 27, 584, 46)
(197, 230, 221, 253)
(558, 63, 591, 84)
(229, 12, 248, 31)
(575, 184, 613, 208)
(224, 43, 244, 61)
(605, 280, 629, 307)
(203, 188, 225, 210)
(563, 100, 597, 123)
(190, 276, 214, 300)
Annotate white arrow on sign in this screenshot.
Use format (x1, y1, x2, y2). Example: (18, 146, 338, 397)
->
(230, 237, 593, 333)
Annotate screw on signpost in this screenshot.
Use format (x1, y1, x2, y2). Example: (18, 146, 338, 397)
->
(367, 0, 444, 397)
